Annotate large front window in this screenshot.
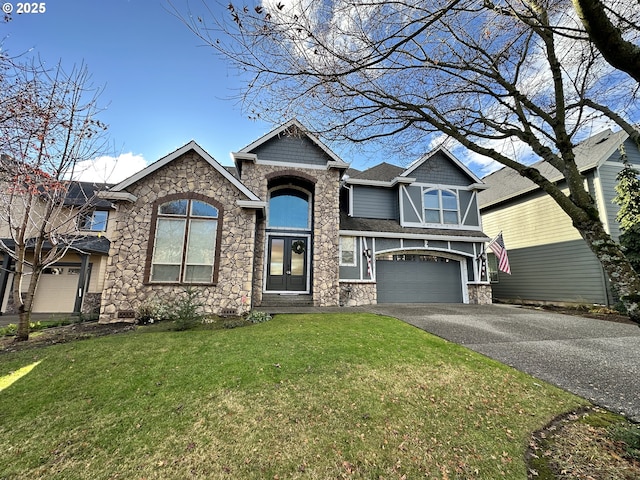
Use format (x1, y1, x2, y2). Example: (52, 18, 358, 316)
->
(150, 198, 219, 283)
(424, 189, 459, 225)
(268, 188, 310, 229)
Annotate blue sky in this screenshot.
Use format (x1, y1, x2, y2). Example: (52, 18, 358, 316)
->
(2, 0, 279, 182)
(2, 1, 631, 183)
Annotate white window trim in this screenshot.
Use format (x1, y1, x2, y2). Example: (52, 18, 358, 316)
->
(423, 187, 460, 226)
(339, 236, 357, 266)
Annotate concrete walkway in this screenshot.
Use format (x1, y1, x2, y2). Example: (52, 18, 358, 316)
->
(360, 304, 640, 422)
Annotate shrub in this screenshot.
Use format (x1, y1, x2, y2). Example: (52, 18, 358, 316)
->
(0, 322, 46, 337)
(0, 323, 17, 337)
(172, 288, 205, 331)
(223, 318, 249, 329)
(135, 299, 174, 325)
(245, 311, 272, 324)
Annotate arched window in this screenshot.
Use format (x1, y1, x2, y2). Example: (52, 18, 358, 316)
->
(268, 187, 310, 229)
(424, 189, 459, 225)
(150, 197, 220, 283)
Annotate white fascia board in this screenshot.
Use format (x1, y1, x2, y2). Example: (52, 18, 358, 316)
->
(96, 191, 138, 203)
(231, 152, 258, 163)
(111, 140, 261, 202)
(393, 176, 416, 185)
(236, 200, 267, 212)
(344, 178, 392, 187)
(339, 230, 490, 242)
(327, 160, 350, 170)
(469, 182, 489, 190)
(344, 177, 416, 188)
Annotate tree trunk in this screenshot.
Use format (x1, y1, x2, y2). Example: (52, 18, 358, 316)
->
(12, 267, 37, 342)
(16, 305, 31, 342)
(576, 216, 640, 323)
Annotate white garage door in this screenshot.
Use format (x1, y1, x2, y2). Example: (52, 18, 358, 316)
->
(376, 254, 463, 303)
(31, 266, 80, 313)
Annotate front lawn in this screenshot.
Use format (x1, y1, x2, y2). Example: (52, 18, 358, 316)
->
(0, 313, 585, 479)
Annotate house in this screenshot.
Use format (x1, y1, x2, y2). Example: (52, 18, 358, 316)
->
(2, 120, 492, 319)
(0, 181, 114, 315)
(478, 128, 640, 307)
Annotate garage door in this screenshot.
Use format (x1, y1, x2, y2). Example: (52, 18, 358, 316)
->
(31, 266, 80, 313)
(376, 255, 463, 303)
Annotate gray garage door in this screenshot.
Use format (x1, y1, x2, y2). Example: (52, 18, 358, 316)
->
(376, 255, 463, 303)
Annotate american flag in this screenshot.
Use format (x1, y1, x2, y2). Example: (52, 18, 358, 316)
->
(488, 233, 511, 275)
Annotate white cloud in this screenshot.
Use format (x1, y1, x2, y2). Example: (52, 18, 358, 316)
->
(71, 153, 147, 184)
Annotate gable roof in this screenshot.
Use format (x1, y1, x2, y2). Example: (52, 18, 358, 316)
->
(64, 181, 114, 209)
(349, 162, 404, 182)
(109, 141, 261, 201)
(478, 129, 630, 209)
(234, 119, 349, 169)
(402, 146, 484, 185)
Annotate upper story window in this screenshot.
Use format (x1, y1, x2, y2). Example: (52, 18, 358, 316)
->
(268, 187, 311, 230)
(424, 189, 459, 225)
(150, 197, 220, 284)
(79, 210, 109, 231)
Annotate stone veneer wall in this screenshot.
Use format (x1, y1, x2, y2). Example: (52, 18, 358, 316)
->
(467, 284, 492, 304)
(239, 163, 341, 307)
(99, 152, 256, 323)
(339, 282, 377, 306)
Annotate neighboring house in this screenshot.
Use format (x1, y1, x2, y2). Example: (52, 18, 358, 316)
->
(0, 181, 114, 315)
(479, 128, 640, 307)
(94, 120, 491, 322)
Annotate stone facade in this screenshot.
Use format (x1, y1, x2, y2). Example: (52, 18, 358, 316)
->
(339, 282, 377, 306)
(239, 162, 342, 307)
(99, 152, 256, 322)
(467, 284, 493, 305)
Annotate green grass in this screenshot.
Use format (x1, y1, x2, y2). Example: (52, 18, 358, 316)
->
(0, 313, 586, 479)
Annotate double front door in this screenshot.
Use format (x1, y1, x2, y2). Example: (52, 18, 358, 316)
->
(266, 236, 308, 292)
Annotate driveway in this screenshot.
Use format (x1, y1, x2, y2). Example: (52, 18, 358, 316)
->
(363, 304, 640, 422)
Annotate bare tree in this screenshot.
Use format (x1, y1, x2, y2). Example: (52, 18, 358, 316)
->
(179, 0, 640, 321)
(0, 54, 108, 340)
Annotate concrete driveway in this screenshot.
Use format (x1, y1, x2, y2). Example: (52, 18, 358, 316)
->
(363, 304, 640, 422)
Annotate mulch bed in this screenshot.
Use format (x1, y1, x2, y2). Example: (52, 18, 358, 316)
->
(520, 304, 636, 325)
(0, 321, 136, 354)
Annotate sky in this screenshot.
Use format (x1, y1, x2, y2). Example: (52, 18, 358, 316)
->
(2, 0, 280, 183)
(1, 1, 630, 184)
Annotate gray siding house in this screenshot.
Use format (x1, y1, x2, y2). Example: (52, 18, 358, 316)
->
(339, 148, 491, 306)
(479, 128, 640, 306)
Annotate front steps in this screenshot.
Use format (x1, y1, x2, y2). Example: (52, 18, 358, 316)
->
(259, 294, 314, 308)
